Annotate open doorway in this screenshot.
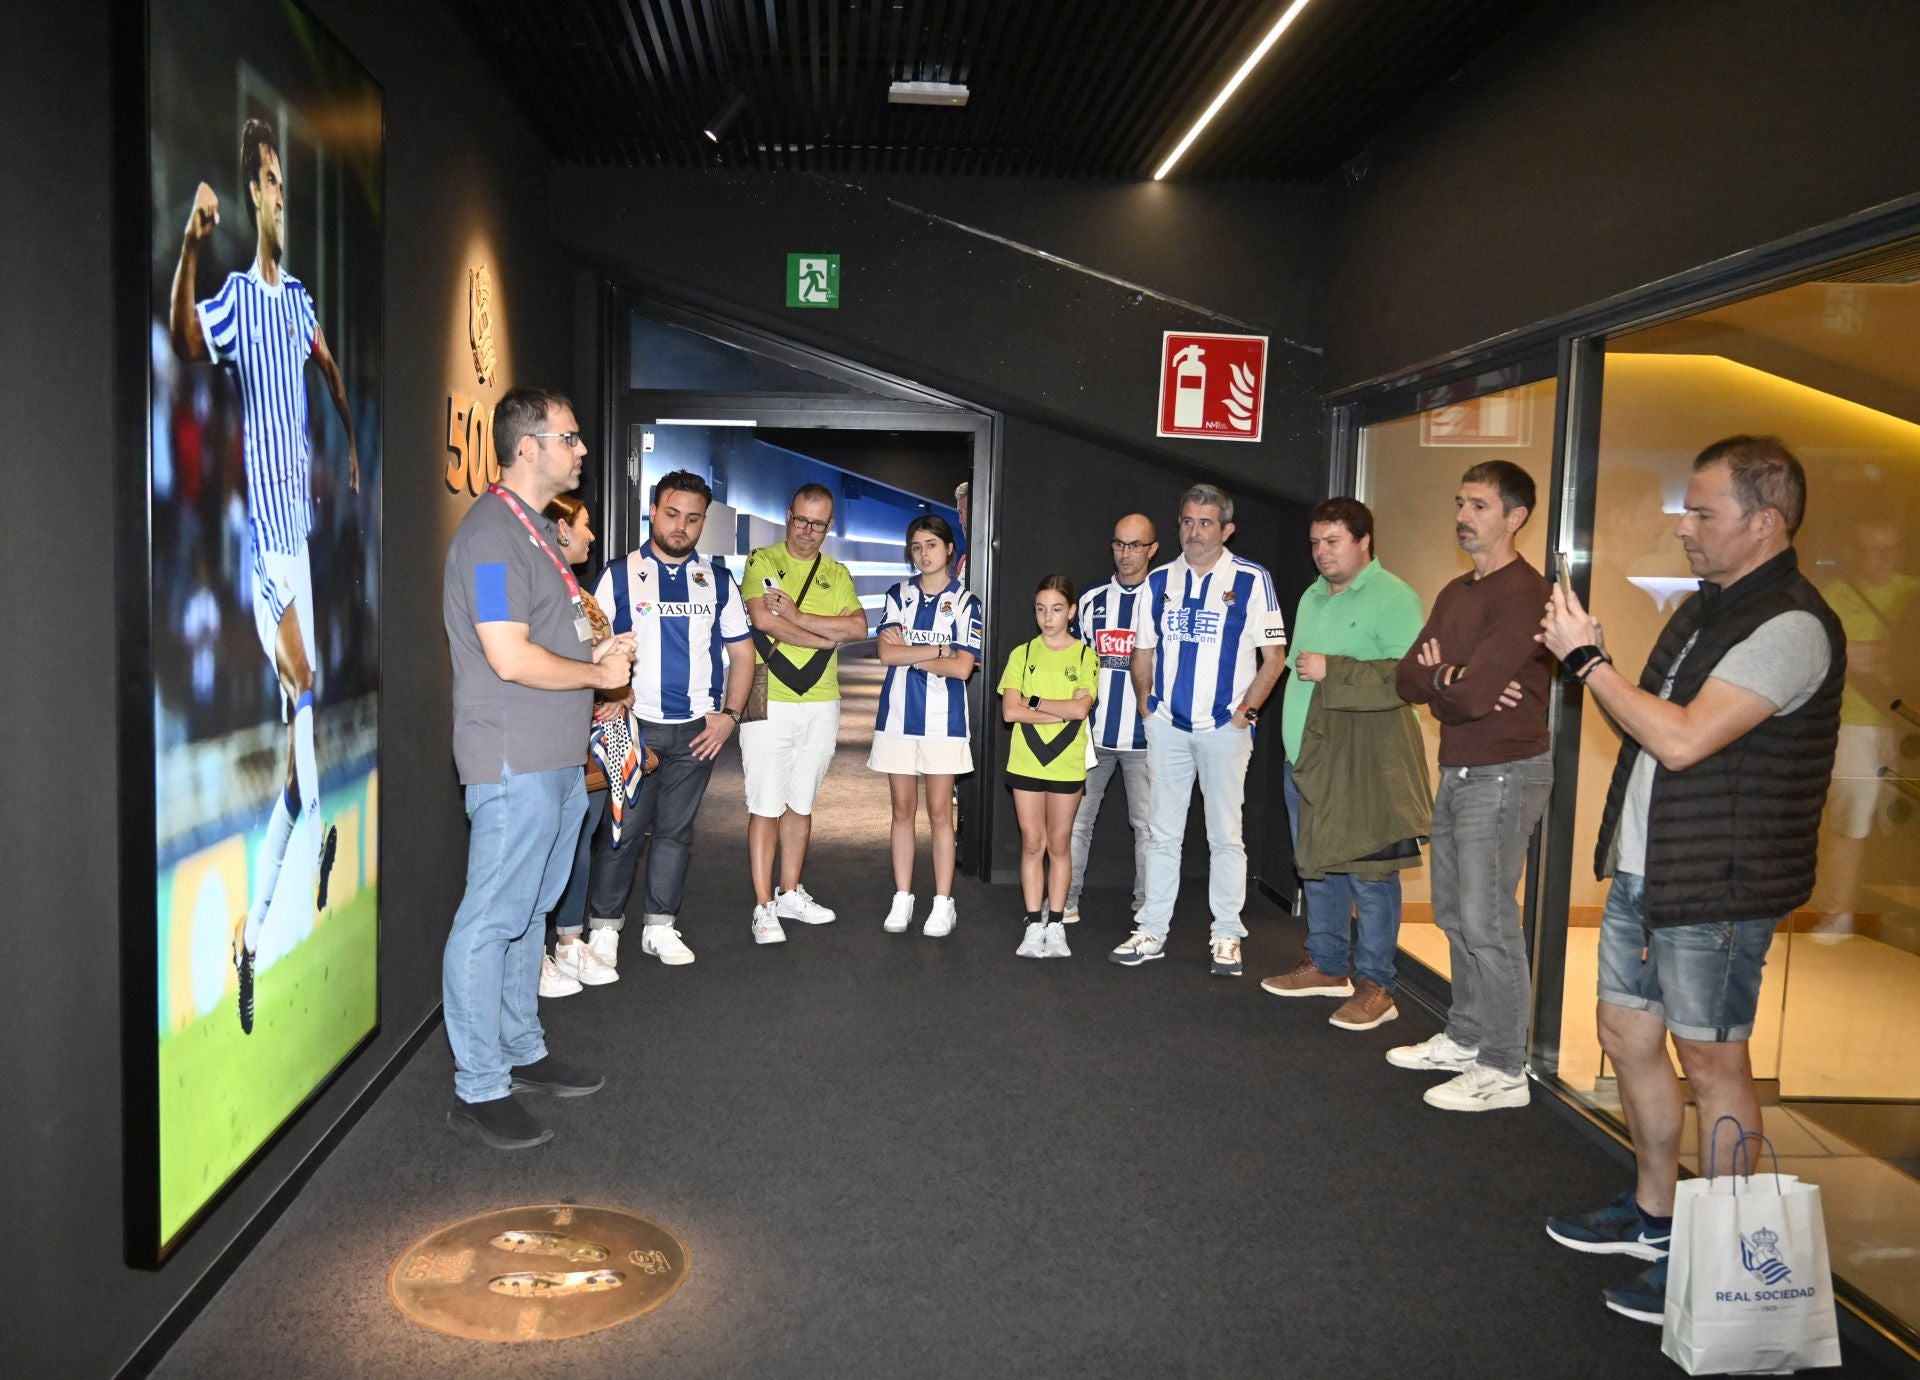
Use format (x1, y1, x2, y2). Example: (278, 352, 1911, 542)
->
(594, 297, 1000, 879)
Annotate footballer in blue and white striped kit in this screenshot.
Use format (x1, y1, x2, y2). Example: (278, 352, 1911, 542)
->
(1111, 485, 1287, 978)
(169, 118, 360, 1034)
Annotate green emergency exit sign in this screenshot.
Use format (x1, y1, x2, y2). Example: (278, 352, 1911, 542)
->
(787, 253, 841, 308)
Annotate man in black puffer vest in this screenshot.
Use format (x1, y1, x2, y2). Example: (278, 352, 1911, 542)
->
(1539, 437, 1844, 1327)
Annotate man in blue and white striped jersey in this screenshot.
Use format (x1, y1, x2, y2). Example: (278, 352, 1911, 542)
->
(1063, 513, 1159, 926)
(1111, 485, 1287, 977)
(169, 118, 360, 1035)
(585, 470, 754, 967)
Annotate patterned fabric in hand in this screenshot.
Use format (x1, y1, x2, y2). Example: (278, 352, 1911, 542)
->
(590, 708, 650, 846)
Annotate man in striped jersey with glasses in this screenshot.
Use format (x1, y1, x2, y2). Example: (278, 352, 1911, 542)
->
(1062, 513, 1159, 927)
(169, 117, 360, 1035)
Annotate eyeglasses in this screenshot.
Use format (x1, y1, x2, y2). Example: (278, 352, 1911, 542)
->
(531, 431, 584, 449)
(1110, 539, 1152, 552)
(789, 515, 831, 533)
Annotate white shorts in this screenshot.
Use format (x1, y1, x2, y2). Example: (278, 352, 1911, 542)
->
(1828, 723, 1896, 839)
(739, 699, 841, 818)
(252, 538, 317, 680)
(868, 731, 973, 777)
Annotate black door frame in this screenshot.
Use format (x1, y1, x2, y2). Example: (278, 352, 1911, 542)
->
(597, 287, 1003, 880)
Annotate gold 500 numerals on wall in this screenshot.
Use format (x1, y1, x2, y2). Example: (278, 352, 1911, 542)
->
(389, 1203, 689, 1342)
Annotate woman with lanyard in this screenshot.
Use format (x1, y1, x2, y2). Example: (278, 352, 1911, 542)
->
(871, 515, 981, 937)
(999, 576, 1098, 958)
(542, 492, 653, 996)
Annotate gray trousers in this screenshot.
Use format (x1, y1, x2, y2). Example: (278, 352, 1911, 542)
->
(586, 717, 716, 926)
(1429, 751, 1553, 1076)
(1066, 746, 1150, 913)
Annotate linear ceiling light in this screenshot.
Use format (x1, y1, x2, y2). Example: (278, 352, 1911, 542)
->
(1153, 0, 1315, 180)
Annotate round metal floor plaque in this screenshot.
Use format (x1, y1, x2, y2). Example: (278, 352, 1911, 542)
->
(389, 1203, 689, 1342)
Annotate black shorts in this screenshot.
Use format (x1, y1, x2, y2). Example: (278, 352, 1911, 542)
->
(1004, 773, 1084, 796)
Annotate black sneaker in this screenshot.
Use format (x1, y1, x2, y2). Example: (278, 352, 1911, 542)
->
(1546, 1191, 1671, 1260)
(510, 1056, 606, 1098)
(315, 824, 339, 910)
(235, 943, 255, 1035)
(1603, 1257, 1668, 1324)
(449, 1094, 553, 1150)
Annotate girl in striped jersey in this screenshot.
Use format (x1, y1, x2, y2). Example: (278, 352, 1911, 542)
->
(870, 516, 981, 936)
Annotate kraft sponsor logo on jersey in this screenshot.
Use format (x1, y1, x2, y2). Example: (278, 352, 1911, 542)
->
(1094, 628, 1136, 665)
(1165, 608, 1223, 642)
(634, 601, 705, 617)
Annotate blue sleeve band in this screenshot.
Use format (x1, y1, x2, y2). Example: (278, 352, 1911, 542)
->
(473, 562, 511, 622)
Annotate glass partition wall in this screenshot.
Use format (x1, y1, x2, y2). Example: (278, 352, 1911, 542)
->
(1335, 236, 1920, 1354)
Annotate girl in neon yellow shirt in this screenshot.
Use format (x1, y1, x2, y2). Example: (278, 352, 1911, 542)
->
(999, 575, 1099, 958)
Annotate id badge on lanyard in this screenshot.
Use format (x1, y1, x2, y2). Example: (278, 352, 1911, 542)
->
(489, 485, 593, 642)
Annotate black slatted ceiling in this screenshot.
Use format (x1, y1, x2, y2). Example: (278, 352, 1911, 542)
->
(460, 0, 1552, 179)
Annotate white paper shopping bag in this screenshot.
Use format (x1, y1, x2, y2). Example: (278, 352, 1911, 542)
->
(1662, 1164, 1841, 1374)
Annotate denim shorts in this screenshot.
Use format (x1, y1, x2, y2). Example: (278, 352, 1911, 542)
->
(1595, 872, 1779, 1042)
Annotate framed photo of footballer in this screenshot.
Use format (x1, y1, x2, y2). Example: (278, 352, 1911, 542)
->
(126, 0, 383, 1263)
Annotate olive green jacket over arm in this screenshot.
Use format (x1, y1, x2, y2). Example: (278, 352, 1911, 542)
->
(1292, 655, 1434, 880)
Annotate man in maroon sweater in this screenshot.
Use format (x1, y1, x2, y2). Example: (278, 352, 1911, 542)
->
(1388, 461, 1555, 1111)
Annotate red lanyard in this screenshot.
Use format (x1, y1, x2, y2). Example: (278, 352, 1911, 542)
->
(489, 485, 583, 605)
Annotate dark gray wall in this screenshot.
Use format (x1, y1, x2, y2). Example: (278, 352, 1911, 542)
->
(1325, 0, 1920, 388)
(555, 167, 1332, 504)
(0, 0, 571, 1372)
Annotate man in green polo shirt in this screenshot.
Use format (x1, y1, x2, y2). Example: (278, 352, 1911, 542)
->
(740, 484, 871, 945)
(1262, 497, 1427, 1031)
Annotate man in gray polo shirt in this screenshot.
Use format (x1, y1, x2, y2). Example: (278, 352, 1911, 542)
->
(442, 387, 634, 1150)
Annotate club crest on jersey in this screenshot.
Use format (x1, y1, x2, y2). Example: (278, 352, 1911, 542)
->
(1065, 668, 1079, 681)
(692, 571, 709, 587)
(940, 599, 954, 615)
(1221, 590, 1236, 605)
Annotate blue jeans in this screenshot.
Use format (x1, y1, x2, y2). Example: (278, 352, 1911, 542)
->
(1282, 761, 1402, 991)
(587, 717, 716, 926)
(1429, 753, 1553, 1076)
(553, 789, 609, 938)
(1596, 872, 1779, 1042)
(1136, 716, 1254, 942)
(444, 763, 586, 1103)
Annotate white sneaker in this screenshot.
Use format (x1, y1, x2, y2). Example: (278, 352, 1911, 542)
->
(1108, 929, 1165, 965)
(554, 938, 619, 986)
(1016, 921, 1047, 958)
(1041, 921, 1072, 958)
(883, 892, 915, 933)
(1423, 1062, 1531, 1112)
(1060, 905, 1080, 926)
(586, 926, 620, 969)
(1386, 1031, 1480, 1071)
(751, 902, 788, 945)
(539, 954, 582, 998)
(640, 925, 695, 965)
(775, 885, 836, 925)
(923, 895, 957, 937)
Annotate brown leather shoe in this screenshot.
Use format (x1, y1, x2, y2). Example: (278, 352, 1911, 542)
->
(1329, 979, 1398, 1031)
(1259, 958, 1355, 998)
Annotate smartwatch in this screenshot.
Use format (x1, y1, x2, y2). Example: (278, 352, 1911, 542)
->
(1027, 694, 1042, 710)
(1562, 645, 1611, 680)
(1240, 703, 1260, 724)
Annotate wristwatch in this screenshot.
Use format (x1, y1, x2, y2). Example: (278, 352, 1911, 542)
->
(1239, 703, 1260, 724)
(720, 706, 742, 722)
(1027, 694, 1042, 710)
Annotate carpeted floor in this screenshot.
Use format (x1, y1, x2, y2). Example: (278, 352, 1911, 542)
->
(154, 663, 1903, 1378)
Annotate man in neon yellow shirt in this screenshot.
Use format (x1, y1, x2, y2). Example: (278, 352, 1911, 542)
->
(1262, 498, 1425, 1030)
(741, 484, 871, 945)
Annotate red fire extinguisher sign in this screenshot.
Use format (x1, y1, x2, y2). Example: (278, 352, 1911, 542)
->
(1156, 332, 1268, 443)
